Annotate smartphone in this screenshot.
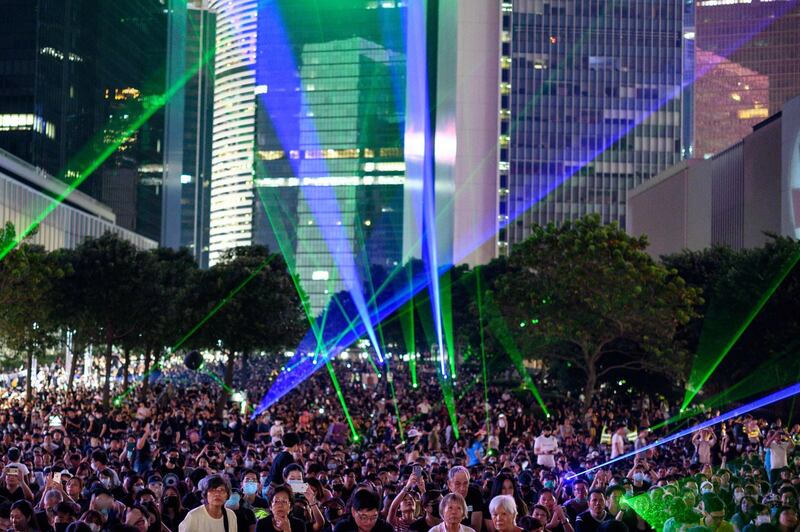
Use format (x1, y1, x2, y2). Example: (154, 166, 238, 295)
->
(288, 480, 309, 494)
(53, 472, 62, 484)
(6, 467, 19, 477)
(412, 465, 422, 478)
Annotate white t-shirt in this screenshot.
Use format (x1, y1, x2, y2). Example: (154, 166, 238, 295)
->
(178, 505, 238, 532)
(769, 440, 793, 469)
(534, 435, 558, 468)
(611, 433, 626, 458)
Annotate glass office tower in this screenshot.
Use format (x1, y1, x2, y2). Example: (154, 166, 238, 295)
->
(693, 0, 800, 158)
(254, 2, 406, 316)
(501, 0, 686, 249)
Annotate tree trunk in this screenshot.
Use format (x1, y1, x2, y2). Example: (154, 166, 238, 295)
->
(103, 340, 113, 410)
(67, 337, 82, 392)
(122, 346, 131, 390)
(26, 349, 33, 402)
(215, 350, 235, 418)
(141, 347, 153, 400)
(583, 362, 597, 409)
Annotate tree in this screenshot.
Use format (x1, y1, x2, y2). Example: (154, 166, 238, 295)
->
(0, 243, 65, 400)
(494, 215, 701, 406)
(663, 237, 800, 398)
(56, 233, 153, 408)
(184, 246, 306, 416)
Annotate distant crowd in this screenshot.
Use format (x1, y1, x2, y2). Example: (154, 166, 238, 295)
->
(0, 355, 798, 532)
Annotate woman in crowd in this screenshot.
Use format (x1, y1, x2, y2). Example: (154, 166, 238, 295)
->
(427, 494, 474, 532)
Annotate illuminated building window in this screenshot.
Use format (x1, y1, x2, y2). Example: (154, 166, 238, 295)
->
(737, 108, 769, 120)
(258, 150, 285, 160)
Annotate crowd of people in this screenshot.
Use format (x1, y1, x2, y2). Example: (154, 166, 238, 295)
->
(0, 354, 799, 532)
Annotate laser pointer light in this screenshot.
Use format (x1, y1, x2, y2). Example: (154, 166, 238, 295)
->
(566, 381, 800, 480)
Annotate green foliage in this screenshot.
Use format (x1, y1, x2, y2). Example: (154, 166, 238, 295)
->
(494, 215, 701, 404)
(663, 237, 800, 397)
(0, 242, 66, 398)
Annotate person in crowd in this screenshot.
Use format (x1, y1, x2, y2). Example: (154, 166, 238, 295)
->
(9, 500, 39, 531)
(488, 495, 522, 532)
(255, 485, 306, 532)
(178, 474, 238, 531)
(575, 490, 612, 532)
(428, 493, 474, 532)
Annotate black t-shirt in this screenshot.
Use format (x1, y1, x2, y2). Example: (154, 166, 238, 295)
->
(575, 510, 612, 532)
(464, 485, 486, 528)
(409, 516, 435, 532)
(234, 506, 257, 532)
(0, 485, 25, 503)
(256, 516, 309, 532)
(332, 517, 393, 532)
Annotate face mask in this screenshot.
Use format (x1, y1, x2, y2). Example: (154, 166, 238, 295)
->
(180, 446, 190, 454)
(633, 473, 644, 482)
(226, 493, 240, 509)
(89, 525, 101, 532)
(755, 515, 771, 525)
(734, 492, 744, 503)
(575, 496, 586, 503)
(55, 524, 69, 532)
(101, 478, 113, 488)
(134, 485, 144, 494)
(243, 481, 259, 496)
(701, 487, 714, 495)
(244, 459, 255, 469)
(544, 481, 555, 489)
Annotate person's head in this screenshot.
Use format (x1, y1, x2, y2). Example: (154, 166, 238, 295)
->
(350, 489, 381, 531)
(779, 507, 798, 530)
(489, 495, 518, 532)
(447, 466, 470, 498)
(573, 480, 589, 502)
(147, 475, 163, 499)
(399, 493, 418, 521)
(422, 490, 443, 519)
(270, 485, 294, 519)
(537, 488, 556, 510)
(606, 486, 625, 513)
(702, 495, 726, 529)
(91, 487, 115, 519)
(284, 463, 304, 482)
(440, 493, 468, 526)
(542, 426, 552, 437)
(531, 504, 550, 524)
(10, 500, 34, 531)
(201, 475, 231, 509)
(780, 490, 797, 509)
(283, 432, 300, 450)
(78, 510, 104, 532)
(125, 505, 150, 532)
(4, 466, 21, 490)
(588, 489, 606, 519)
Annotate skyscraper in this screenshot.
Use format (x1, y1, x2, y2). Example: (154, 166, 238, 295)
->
(162, 0, 215, 267)
(253, 3, 406, 315)
(500, 0, 688, 251)
(207, 0, 258, 264)
(693, 0, 800, 158)
(0, 0, 167, 242)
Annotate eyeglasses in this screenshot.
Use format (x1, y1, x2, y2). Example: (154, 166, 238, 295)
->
(356, 512, 379, 521)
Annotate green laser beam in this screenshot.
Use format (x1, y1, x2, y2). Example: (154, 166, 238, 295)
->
(113, 254, 277, 404)
(682, 247, 800, 411)
(326, 361, 360, 442)
(0, 44, 215, 262)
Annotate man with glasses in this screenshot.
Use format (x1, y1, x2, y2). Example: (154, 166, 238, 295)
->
(333, 489, 393, 532)
(179, 474, 239, 532)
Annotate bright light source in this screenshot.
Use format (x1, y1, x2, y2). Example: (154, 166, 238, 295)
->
(180, 174, 192, 184)
(312, 270, 329, 281)
(683, 31, 695, 40)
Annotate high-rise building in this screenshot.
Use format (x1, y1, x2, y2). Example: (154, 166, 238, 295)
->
(0, 0, 168, 242)
(253, 3, 406, 315)
(207, 0, 258, 264)
(500, 0, 688, 252)
(0, 0, 95, 178)
(162, 0, 215, 267)
(693, 0, 800, 158)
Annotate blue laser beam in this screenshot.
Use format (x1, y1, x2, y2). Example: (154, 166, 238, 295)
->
(257, 2, 800, 409)
(566, 381, 800, 480)
(256, 1, 385, 364)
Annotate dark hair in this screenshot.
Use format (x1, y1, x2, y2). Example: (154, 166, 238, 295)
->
(518, 517, 543, 531)
(598, 520, 629, 532)
(200, 475, 231, 498)
(283, 463, 304, 480)
(531, 504, 551, 519)
(422, 490, 443, 507)
(271, 485, 295, 505)
(7, 447, 20, 462)
(65, 524, 94, 532)
(350, 489, 380, 512)
(588, 488, 606, 499)
(703, 495, 724, 513)
(91, 450, 109, 465)
(606, 485, 625, 497)
(490, 473, 522, 501)
(283, 432, 300, 448)
(10, 500, 34, 520)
